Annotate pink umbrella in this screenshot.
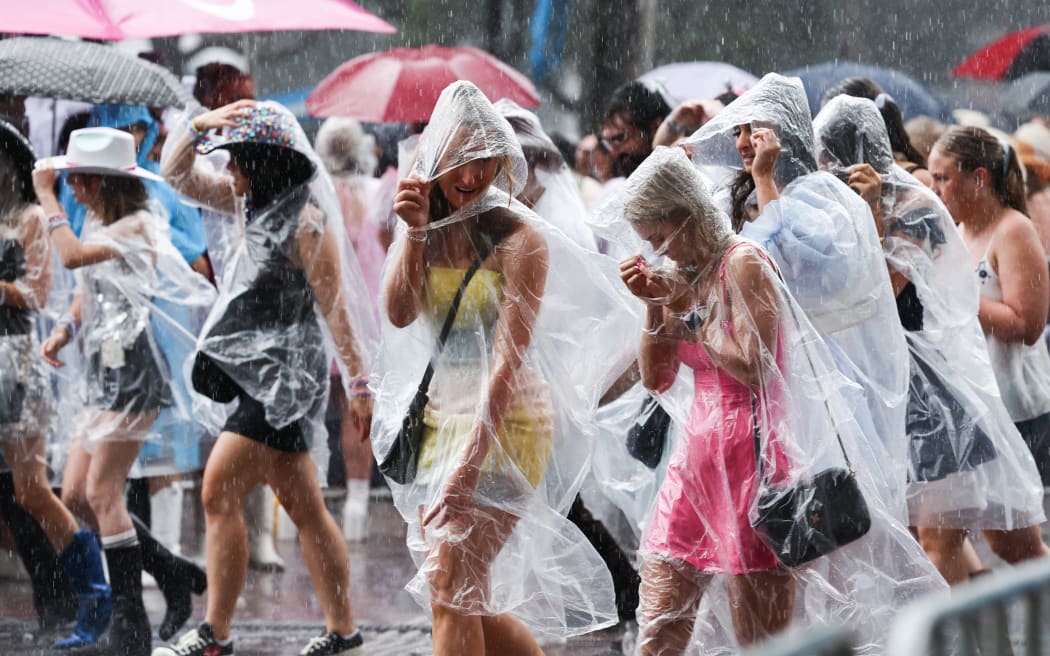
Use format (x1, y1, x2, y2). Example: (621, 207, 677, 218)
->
(5, 0, 396, 40)
(306, 44, 540, 122)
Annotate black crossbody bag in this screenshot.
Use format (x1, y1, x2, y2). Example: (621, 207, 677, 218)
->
(748, 281, 872, 568)
(378, 239, 498, 485)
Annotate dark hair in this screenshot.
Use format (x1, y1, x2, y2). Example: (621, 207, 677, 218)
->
(935, 126, 1028, 215)
(603, 81, 671, 133)
(548, 132, 576, 171)
(823, 77, 927, 168)
(194, 63, 251, 107)
(226, 142, 316, 211)
(728, 171, 756, 232)
(58, 111, 91, 157)
(96, 175, 150, 226)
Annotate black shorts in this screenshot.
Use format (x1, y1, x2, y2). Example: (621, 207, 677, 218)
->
(1016, 412, 1050, 486)
(88, 331, 172, 414)
(223, 393, 311, 453)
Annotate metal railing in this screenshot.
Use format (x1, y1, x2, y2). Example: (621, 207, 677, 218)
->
(887, 557, 1050, 656)
(744, 625, 855, 656)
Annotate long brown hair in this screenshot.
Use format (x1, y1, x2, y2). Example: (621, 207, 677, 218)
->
(96, 175, 150, 226)
(935, 126, 1028, 216)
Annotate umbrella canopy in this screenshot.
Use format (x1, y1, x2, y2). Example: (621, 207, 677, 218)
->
(1003, 72, 1050, 118)
(783, 61, 950, 121)
(306, 45, 540, 122)
(953, 24, 1050, 81)
(638, 61, 759, 106)
(0, 37, 192, 108)
(3, 0, 395, 40)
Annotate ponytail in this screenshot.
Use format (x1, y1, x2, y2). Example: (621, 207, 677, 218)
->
(935, 126, 1027, 215)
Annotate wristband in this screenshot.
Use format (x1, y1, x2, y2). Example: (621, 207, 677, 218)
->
(406, 229, 427, 244)
(349, 375, 370, 389)
(46, 213, 69, 234)
(56, 312, 79, 338)
(188, 118, 208, 141)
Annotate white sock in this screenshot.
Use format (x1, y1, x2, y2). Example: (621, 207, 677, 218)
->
(101, 528, 138, 550)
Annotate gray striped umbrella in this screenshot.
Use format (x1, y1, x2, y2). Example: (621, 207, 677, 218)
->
(0, 37, 193, 108)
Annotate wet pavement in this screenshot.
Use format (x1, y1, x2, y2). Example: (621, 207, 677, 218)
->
(0, 492, 628, 655)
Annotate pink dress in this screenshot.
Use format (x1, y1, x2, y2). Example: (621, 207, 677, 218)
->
(643, 328, 789, 575)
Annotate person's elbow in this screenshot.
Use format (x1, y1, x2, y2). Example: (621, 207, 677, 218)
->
(640, 364, 675, 394)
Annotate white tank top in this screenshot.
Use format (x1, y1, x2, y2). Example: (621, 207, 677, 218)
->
(976, 250, 1050, 421)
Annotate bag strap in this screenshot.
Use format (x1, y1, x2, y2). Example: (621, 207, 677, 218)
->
(716, 245, 854, 481)
(416, 235, 501, 394)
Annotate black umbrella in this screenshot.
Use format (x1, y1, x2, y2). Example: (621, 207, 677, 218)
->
(1004, 72, 1050, 118)
(0, 37, 192, 108)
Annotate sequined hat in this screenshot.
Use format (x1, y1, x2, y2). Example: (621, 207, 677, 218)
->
(195, 101, 300, 155)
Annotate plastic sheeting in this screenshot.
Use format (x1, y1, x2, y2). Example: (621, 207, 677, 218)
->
(493, 99, 598, 251)
(160, 101, 379, 462)
(682, 73, 910, 520)
(49, 203, 217, 452)
(371, 81, 643, 638)
(608, 147, 946, 655)
(814, 95, 1045, 528)
(0, 203, 53, 447)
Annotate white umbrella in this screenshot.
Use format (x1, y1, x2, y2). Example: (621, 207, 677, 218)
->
(639, 61, 758, 106)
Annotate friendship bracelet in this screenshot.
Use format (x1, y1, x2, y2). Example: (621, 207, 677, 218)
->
(46, 213, 69, 235)
(349, 375, 370, 389)
(351, 388, 374, 400)
(188, 117, 208, 141)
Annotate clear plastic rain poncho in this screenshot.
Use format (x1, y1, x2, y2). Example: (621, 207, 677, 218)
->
(58, 199, 217, 449)
(160, 101, 379, 462)
(0, 123, 54, 451)
(604, 147, 946, 655)
(371, 81, 643, 638)
(813, 95, 1046, 529)
(681, 74, 910, 519)
(493, 99, 598, 251)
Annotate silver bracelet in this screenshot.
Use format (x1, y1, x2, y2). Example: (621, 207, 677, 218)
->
(406, 230, 427, 244)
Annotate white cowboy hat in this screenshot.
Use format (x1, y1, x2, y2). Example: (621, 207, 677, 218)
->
(43, 127, 162, 181)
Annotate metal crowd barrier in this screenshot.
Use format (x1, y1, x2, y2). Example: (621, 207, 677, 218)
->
(887, 556, 1050, 655)
(744, 625, 855, 656)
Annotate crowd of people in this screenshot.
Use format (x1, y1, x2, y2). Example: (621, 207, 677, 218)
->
(1, 49, 1050, 656)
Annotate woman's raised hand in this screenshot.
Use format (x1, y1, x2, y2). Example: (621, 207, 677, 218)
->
(750, 127, 781, 180)
(847, 163, 883, 211)
(393, 177, 431, 229)
(190, 99, 257, 133)
(620, 256, 677, 305)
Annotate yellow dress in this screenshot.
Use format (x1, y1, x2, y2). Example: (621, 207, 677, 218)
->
(416, 266, 553, 489)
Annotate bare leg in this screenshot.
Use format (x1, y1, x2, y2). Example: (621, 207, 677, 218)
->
(266, 450, 356, 635)
(983, 526, 1050, 564)
(917, 527, 981, 585)
(61, 440, 97, 529)
(85, 439, 146, 538)
(636, 557, 708, 656)
(427, 507, 541, 656)
(727, 569, 795, 647)
(3, 437, 78, 551)
(200, 432, 269, 640)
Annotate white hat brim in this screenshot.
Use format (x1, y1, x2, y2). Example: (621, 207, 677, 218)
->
(46, 156, 163, 183)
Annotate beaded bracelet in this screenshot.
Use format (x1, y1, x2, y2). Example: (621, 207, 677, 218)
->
(188, 118, 208, 141)
(349, 375, 370, 389)
(46, 214, 70, 235)
(56, 312, 79, 338)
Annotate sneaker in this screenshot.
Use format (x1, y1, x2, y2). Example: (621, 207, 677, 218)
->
(151, 623, 233, 656)
(299, 630, 364, 655)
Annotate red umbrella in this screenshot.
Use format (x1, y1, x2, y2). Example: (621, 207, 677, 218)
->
(953, 24, 1050, 80)
(306, 44, 540, 122)
(3, 0, 396, 40)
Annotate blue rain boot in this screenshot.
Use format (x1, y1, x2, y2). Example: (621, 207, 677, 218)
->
(53, 530, 112, 650)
